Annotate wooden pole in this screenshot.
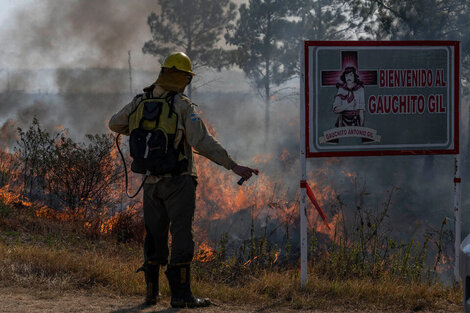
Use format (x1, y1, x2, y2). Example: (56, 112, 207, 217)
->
(128, 50, 133, 94)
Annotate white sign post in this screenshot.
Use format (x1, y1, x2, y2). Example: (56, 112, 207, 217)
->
(299, 45, 308, 286)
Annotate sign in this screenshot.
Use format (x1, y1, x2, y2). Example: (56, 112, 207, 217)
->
(304, 41, 460, 157)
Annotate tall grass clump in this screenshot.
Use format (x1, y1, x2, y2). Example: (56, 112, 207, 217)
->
(309, 185, 452, 285)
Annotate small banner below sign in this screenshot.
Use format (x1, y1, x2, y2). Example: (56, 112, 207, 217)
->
(319, 126, 381, 144)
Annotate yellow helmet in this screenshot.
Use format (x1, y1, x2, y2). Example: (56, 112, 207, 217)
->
(162, 52, 195, 76)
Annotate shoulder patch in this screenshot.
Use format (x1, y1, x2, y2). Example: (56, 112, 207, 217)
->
(190, 112, 201, 121)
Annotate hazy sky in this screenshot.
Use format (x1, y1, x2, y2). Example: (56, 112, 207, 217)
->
(0, 0, 158, 70)
(0, 0, 247, 71)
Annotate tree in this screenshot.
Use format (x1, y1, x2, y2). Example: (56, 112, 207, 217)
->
(296, 0, 350, 41)
(225, 0, 299, 144)
(16, 119, 121, 214)
(16, 118, 56, 196)
(142, 0, 237, 97)
(349, 0, 470, 43)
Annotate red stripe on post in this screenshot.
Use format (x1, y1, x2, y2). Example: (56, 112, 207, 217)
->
(454, 178, 461, 183)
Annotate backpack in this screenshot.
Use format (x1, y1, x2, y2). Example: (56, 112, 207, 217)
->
(127, 91, 187, 176)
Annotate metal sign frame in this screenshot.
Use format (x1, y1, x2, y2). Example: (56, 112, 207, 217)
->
(304, 41, 460, 158)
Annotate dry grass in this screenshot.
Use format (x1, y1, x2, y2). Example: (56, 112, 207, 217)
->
(0, 198, 463, 312)
(0, 241, 145, 294)
(196, 269, 461, 311)
(0, 236, 462, 312)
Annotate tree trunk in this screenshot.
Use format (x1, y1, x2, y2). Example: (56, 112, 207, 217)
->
(264, 83, 270, 145)
(186, 21, 193, 98)
(264, 13, 272, 145)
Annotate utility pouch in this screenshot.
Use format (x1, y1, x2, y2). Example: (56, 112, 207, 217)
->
(130, 129, 179, 175)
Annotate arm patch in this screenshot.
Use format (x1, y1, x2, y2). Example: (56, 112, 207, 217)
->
(190, 113, 201, 121)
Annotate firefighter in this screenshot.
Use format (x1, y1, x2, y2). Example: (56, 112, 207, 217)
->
(108, 52, 258, 308)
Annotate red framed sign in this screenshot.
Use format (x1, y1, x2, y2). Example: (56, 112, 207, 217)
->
(303, 41, 460, 158)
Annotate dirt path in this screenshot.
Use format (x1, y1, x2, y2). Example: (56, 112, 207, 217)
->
(0, 287, 463, 313)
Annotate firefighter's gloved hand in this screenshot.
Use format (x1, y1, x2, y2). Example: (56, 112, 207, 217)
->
(232, 165, 259, 181)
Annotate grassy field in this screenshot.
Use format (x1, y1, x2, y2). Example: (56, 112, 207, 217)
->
(0, 193, 463, 313)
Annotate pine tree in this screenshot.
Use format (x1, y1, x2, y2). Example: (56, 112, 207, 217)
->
(349, 0, 469, 42)
(142, 0, 237, 97)
(225, 0, 299, 144)
(296, 0, 349, 41)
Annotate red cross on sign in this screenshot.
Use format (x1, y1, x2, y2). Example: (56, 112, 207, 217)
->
(321, 51, 378, 86)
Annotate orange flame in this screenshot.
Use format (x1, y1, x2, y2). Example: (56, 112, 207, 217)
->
(194, 242, 215, 263)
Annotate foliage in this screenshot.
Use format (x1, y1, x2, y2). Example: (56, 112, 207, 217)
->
(15, 118, 122, 216)
(16, 118, 56, 196)
(225, 0, 299, 141)
(45, 133, 121, 212)
(191, 185, 452, 288)
(296, 0, 350, 41)
(142, 0, 237, 96)
(350, 0, 470, 45)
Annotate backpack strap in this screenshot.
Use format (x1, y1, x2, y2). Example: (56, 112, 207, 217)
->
(144, 91, 152, 100)
(165, 91, 177, 118)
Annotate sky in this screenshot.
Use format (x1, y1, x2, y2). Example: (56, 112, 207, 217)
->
(0, 0, 248, 71)
(0, 0, 254, 94)
(0, 0, 161, 70)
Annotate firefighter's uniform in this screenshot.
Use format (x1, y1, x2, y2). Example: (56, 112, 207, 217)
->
(109, 84, 236, 264)
(109, 53, 236, 307)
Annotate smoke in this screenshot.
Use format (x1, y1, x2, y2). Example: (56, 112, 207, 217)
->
(0, 0, 162, 137)
(0, 0, 158, 70)
(0, 119, 18, 149)
(196, 81, 465, 246)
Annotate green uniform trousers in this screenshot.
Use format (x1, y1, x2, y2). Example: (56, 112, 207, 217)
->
(143, 175, 197, 265)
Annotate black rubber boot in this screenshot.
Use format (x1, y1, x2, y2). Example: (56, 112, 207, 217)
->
(137, 261, 161, 305)
(165, 264, 211, 308)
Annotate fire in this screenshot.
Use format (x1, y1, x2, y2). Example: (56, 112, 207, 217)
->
(252, 153, 273, 164)
(314, 212, 343, 241)
(435, 254, 453, 274)
(441, 255, 447, 264)
(194, 241, 215, 263)
(0, 114, 344, 258)
(342, 170, 357, 180)
(280, 149, 290, 162)
(243, 255, 258, 266)
(0, 185, 34, 208)
(272, 251, 280, 264)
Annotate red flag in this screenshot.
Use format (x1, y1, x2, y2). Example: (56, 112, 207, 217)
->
(301, 181, 330, 230)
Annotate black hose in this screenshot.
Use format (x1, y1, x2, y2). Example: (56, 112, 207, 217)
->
(115, 134, 148, 198)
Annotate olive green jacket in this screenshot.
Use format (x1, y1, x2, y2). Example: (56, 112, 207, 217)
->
(108, 85, 237, 183)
